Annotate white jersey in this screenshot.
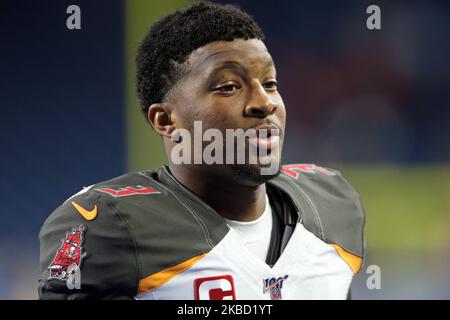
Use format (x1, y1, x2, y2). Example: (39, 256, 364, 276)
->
(224, 194, 273, 263)
(137, 223, 353, 300)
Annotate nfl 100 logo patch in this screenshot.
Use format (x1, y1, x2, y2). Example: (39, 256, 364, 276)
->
(262, 275, 288, 300)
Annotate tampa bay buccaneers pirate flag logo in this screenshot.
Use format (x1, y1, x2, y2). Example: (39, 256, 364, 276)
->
(48, 224, 87, 289)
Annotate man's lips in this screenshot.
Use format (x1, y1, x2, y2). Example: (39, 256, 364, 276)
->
(248, 135, 280, 150)
(254, 124, 281, 137)
(249, 124, 281, 151)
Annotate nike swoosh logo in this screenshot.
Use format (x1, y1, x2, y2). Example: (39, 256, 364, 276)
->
(71, 201, 98, 220)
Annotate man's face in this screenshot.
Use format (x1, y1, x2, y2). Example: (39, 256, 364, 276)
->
(168, 38, 286, 185)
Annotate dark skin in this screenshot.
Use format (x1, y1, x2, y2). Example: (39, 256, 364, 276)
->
(148, 39, 286, 222)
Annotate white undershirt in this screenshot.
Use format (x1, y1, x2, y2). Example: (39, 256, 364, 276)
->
(224, 194, 273, 262)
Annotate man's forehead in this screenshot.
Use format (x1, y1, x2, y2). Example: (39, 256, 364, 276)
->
(187, 39, 274, 73)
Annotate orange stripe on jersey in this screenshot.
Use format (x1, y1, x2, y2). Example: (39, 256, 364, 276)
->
(329, 244, 363, 273)
(138, 253, 206, 294)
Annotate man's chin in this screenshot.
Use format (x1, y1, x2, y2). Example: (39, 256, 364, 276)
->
(230, 163, 281, 187)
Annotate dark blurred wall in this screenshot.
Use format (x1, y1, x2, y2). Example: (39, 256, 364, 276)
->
(0, 0, 125, 235)
(0, 0, 124, 298)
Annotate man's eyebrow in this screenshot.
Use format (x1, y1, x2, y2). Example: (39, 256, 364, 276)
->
(208, 59, 276, 77)
(262, 58, 276, 71)
(210, 61, 246, 75)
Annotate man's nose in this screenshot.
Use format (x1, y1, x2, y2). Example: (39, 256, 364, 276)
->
(244, 81, 277, 118)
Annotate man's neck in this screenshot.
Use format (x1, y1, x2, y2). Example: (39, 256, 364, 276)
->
(168, 164, 267, 222)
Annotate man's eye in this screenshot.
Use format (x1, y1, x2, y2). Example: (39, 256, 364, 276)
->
(214, 84, 240, 93)
(263, 81, 278, 91)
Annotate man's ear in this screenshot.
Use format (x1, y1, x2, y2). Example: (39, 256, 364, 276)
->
(147, 103, 176, 138)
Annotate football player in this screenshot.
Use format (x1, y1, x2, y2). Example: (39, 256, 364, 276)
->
(39, 1, 365, 300)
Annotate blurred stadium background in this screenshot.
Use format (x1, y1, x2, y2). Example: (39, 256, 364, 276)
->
(1, 0, 449, 299)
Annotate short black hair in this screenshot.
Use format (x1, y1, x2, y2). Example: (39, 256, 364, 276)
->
(136, 1, 265, 118)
